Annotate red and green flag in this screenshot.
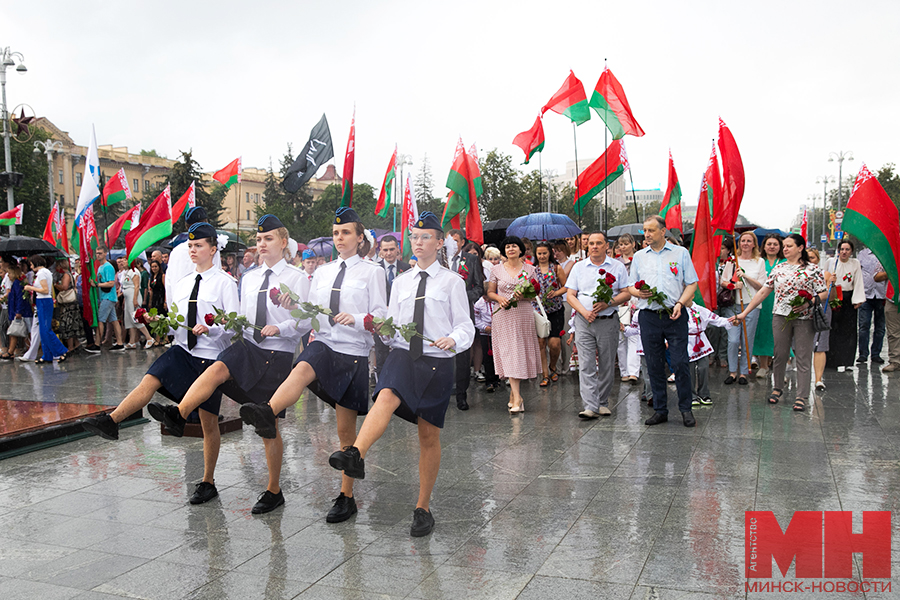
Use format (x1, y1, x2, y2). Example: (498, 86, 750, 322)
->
(77, 207, 100, 325)
(711, 118, 745, 236)
(843, 164, 900, 305)
(341, 111, 356, 207)
(171, 181, 196, 223)
(42, 201, 68, 252)
(589, 65, 645, 139)
(126, 185, 172, 263)
(691, 172, 717, 310)
(213, 158, 241, 189)
(102, 168, 132, 209)
(542, 71, 591, 126)
(464, 144, 484, 245)
(0, 203, 23, 226)
(106, 203, 142, 248)
(659, 150, 683, 231)
(375, 145, 397, 218)
(573, 139, 629, 216)
(400, 176, 418, 260)
(443, 137, 471, 228)
(512, 116, 545, 164)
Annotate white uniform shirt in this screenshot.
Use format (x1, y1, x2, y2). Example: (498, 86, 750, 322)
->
(165, 241, 223, 306)
(308, 254, 387, 357)
(171, 268, 240, 360)
(566, 256, 630, 317)
(239, 259, 309, 353)
(385, 259, 475, 357)
(473, 296, 494, 333)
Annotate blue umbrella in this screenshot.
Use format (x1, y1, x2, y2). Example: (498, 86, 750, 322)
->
(505, 212, 582, 241)
(307, 236, 334, 258)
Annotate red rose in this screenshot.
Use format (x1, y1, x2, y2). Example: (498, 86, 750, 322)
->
(269, 287, 282, 307)
(204, 313, 215, 326)
(598, 269, 606, 275)
(726, 283, 735, 290)
(798, 290, 813, 301)
(531, 278, 541, 294)
(634, 280, 646, 289)
(605, 273, 616, 286)
(363, 313, 375, 333)
(134, 308, 149, 325)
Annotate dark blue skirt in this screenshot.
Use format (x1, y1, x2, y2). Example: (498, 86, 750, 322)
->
(216, 341, 292, 417)
(296, 341, 369, 414)
(146, 345, 222, 415)
(374, 348, 453, 428)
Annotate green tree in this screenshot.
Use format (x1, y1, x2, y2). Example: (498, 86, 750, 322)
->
(3, 128, 51, 238)
(414, 154, 435, 208)
(876, 163, 900, 210)
(478, 149, 524, 220)
(140, 149, 163, 158)
(164, 150, 221, 229)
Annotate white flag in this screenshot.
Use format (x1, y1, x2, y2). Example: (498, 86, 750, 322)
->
(75, 125, 101, 225)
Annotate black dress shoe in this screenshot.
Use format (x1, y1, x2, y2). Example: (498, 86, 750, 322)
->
(873, 357, 885, 364)
(329, 446, 366, 479)
(189, 481, 218, 505)
(857, 356, 868, 363)
(82, 413, 118, 440)
(457, 397, 469, 411)
(252, 489, 285, 514)
(239, 403, 277, 439)
(147, 403, 186, 437)
(724, 375, 736, 385)
(644, 412, 668, 426)
(326, 493, 358, 523)
(410, 507, 435, 537)
(681, 411, 696, 428)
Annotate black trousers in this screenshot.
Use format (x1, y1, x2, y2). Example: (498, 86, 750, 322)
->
(639, 308, 692, 415)
(455, 348, 471, 401)
(480, 334, 499, 384)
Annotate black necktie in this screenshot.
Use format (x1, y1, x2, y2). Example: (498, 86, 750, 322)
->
(187, 274, 201, 350)
(388, 264, 395, 284)
(254, 269, 272, 343)
(409, 272, 428, 360)
(329, 262, 347, 325)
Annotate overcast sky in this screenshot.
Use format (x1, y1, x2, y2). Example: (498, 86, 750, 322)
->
(6, 0, 898, 230)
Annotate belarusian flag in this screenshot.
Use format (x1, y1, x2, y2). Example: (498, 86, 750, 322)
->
(341, 111, 355, 208)
(106, 204, 142, 248)
(711, 118, 745, 236)
(843, 164, 900, 304)
(542, 71, 591, 126)
(702, 141, 723, 223)
(58, 214, 71, 254)
(400, 176, 418, 260)
(43, 202, 62, 248)
(0, 203, 23, 226)
(659, 150, 683, 231)
(75, 125, 101, 225)
(573, 139, 629, 216)
(800, 208, 808, 244)
(512, 116, 545, 164)
(102, 168, 132, 208)
(213, 158, 241, 189)
(691, 172, 717, 310)
(77, 207, 100, 325)
(172, 181, 196, 223)
(464, 144, 484, 245)
(375, 146, 396, 218)
(443, 138, 470, 228)
(126, 185, 172, 263)
(589, 65, 645, 139)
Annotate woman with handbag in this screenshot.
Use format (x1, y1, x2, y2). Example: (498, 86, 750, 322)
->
(731, 234, 828, 412)
(487, 236, 542, 413)
(534, 242, 568, 387)
(720, 231, 766, 384)
(19, 255, 69, 364)
(52, 259, 81, 352)
(3, 262, 31, 359)
(753, 234, 785, 380)
(823, 240, 866, 371)
(807, 249, 835, 390)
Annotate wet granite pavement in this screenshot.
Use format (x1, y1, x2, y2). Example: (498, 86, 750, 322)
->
(0, 347, 898, 599)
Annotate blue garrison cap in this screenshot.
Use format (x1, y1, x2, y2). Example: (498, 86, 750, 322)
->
(257, 214, 285, 232)
(187, 222, 216, 241)
(414, 211, 442, 232)
(334, 206, 360, 225)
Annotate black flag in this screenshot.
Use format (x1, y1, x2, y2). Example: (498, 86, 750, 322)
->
(284, 114, 334, 192)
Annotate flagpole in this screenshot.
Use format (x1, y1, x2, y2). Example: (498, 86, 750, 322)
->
(572, 122, 582, 230)
(539, 152, 544, 212)
(603, 116, 608, 231)
(730, 233, 752, 374)
(99, 173, 110, 247)
(628, 169, 640, 224)
(236, 182, 241, 241)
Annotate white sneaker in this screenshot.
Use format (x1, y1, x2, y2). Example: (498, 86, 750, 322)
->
(837, 366, 845, 373)
(667, 374, 675, 383)
(815, 381, 826, 391)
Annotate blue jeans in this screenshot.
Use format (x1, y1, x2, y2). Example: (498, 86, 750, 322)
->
(722, 305, 759, 375)
(639, 308, 692, 415)
(35, 298, 68, 361)
(858, 298, 885, 360)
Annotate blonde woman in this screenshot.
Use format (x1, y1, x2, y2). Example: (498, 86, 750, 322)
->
(720, 231, 766, 384)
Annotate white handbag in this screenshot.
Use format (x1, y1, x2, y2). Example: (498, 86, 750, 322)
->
(7, 317, 27, 338)
(534, 299, 551, 339)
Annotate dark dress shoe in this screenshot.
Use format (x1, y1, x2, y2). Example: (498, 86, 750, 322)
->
(410, 507, 435, 537)
(873, 357, 885, 364)
(644, 412, 668, 426)
(82, 413, 118, 440)
(724, 375, 736, 385)
(189, 481, 218, 505)
(252, 489, 285, 514)
(682, 411, 696, 427)
(457, 397, 469, 411)
(147, 403, 186, 437)
(239, 403, 277, 439)
(326, 493, 358, 523)
(329, 446, 366, 479)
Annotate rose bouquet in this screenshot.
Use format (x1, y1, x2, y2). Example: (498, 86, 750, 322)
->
(591, 268, 618, 304)
(207, 306, 268, 343)
(493, 274, 541, 315)
(135, 304, 205, 340)
(363, 313, 455, 353)
(633, 280, 671, 316)
(783, 289, 814, 328)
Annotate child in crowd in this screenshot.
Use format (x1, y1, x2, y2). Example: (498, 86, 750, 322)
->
(473, 293, 500, 392)
(686, 304, 734, 406)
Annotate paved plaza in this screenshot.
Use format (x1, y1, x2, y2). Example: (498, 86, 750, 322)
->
(0, 348, 898, 599)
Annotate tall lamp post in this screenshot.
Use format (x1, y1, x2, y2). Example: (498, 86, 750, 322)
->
(828, 151, 854, 213)
(1, 46, 27, 235)
(34, 139, 63, 211)
(806, 193, 821, 249)
(393, 153, 412, 232)
(815, 175, 834, 250)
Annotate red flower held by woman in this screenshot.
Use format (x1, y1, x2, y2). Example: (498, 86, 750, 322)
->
(134, 308, 149, 325)
(204, 313, 216, 326)
(530, 278, 541, 295)
(363, 313, 375, 333)
(269, 287, 282, 307)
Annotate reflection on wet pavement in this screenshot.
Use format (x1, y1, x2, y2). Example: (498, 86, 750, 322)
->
(0, 349, 896, 598)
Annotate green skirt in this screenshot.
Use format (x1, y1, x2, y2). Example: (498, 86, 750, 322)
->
(753, 294, 776, 356)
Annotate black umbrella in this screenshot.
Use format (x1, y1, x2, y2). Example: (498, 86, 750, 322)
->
(0, 236, 67, 259)
(606, 223, 645, 241)
(482, 218, 516, 245)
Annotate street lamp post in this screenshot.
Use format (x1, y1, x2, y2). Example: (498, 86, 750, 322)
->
(828, 151, 854, 213)
(807, 193, 821, 249)
(815, 175, 834, 251)
(34, 139, 64, 211)
(394, 153, 412, 232)
(1, 46, 27, 235)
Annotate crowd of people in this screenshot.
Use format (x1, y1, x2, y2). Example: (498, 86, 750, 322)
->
(0, 209, 896, 536)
